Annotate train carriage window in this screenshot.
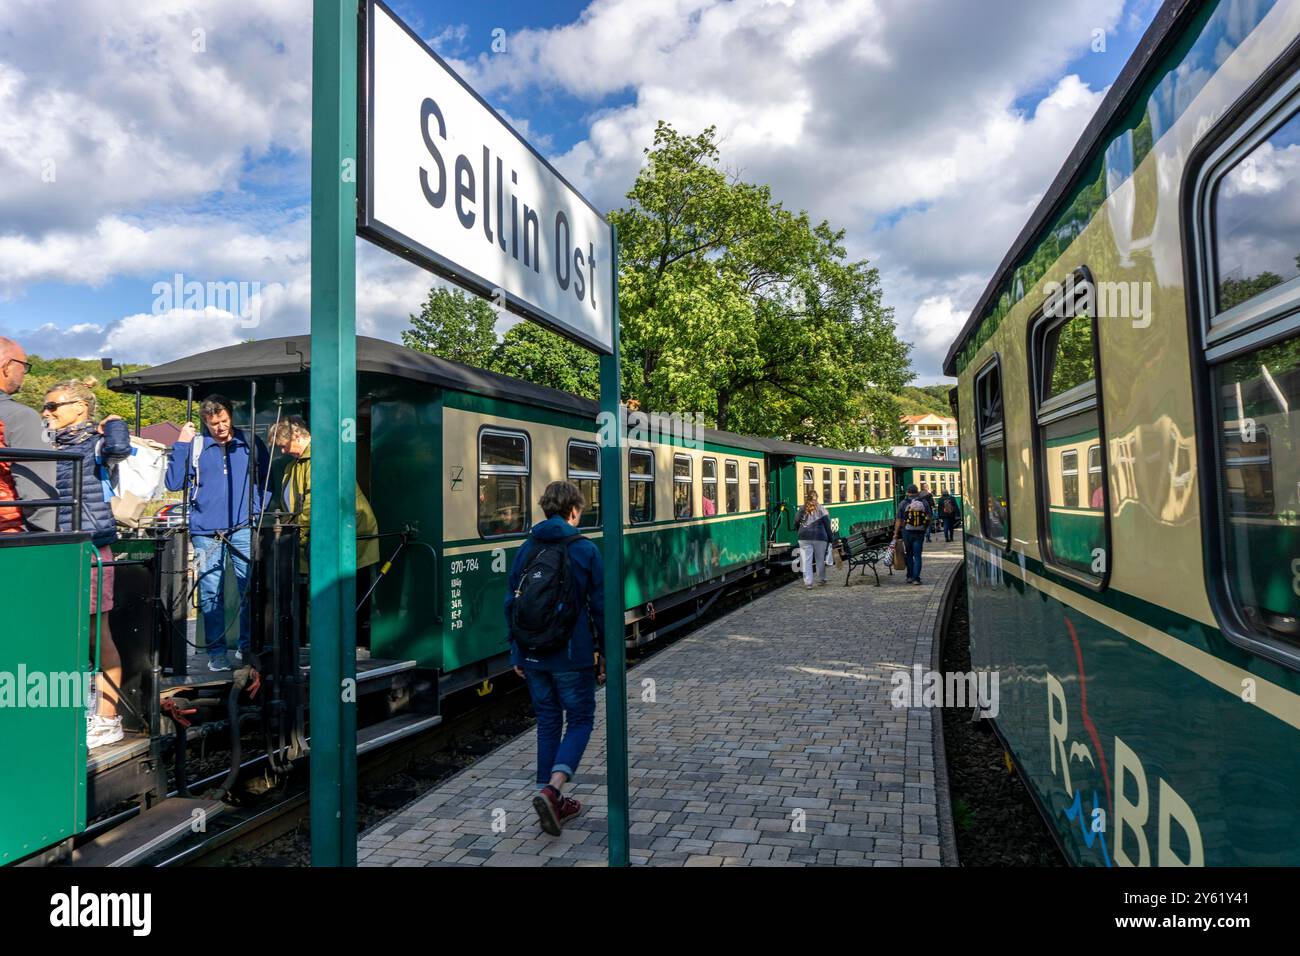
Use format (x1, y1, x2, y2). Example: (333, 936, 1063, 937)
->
(673, 454, 693, 519)
(853, 471, 861, 501)
(749, 461, 761, 511)
(628, 448, 654, 525)
(725, 459, 740, 514)
(884, 472, 891, 501)
(822, 468, 832, 504)
(1210, 108, 1300, 316)
(1060, 450, 1080, 508)
(478, 428, 530, 537)
(838, 469, 848, 502)
(802, 466, 814, 503)
(1212, 336, 1298, 641)
(1194, 82, 1300, 653)
(874, 472, 882, 501)
(567, 440, 601, 529)
(975, 359, 1010, 546)
(1030, 283, 1108, 582)
(1087, 445, 1104, 509)
(1223, 425, 1272, 516)
(702, 457, 719, 516)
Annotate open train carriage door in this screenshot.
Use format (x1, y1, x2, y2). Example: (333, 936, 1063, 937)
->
(108, 341, 311, 757)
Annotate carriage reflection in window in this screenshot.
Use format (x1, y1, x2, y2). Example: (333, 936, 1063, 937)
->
(567, 440, 601, 529)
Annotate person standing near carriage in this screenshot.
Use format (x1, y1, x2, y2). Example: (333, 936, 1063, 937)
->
(505, 480, 606, 836)
(938, 489, 961, 542)
(0, 336, 56, 531)
(919, 482, 936, 541)
(268, 415, 381, 647)
(165, 394, 269, 671)
(41, 378, 132, 750)
(894, 483, 932, 585)
(795, 490, 834, 588)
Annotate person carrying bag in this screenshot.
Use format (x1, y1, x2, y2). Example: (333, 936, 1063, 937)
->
(795, 491, 834, 588)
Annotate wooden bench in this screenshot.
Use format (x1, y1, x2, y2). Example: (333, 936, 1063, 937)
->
(837, 530, 894, 586)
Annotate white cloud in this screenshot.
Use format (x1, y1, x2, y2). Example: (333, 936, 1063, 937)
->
(0, 0, 311, 235)
(1, 0, 1136, 385)
(458, 0, 1123, 380)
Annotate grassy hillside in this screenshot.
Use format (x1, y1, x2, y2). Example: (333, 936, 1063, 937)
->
(894, 384, 954, 419)
(13, 356, 186, 429)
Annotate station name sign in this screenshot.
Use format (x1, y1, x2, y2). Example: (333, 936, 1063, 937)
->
(360, 1, 614, 354)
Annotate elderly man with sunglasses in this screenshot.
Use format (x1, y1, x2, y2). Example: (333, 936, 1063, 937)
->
(0, 337, 56, 531)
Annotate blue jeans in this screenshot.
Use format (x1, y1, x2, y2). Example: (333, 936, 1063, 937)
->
(194, 530, 252, 658)
(524, 667, 596, 785)
(903, 530, 926, 582)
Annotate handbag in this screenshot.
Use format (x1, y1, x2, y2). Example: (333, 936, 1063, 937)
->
(892, 537, 907, 571)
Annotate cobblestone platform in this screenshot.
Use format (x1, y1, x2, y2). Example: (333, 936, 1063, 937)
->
(359, 535, 964, 867)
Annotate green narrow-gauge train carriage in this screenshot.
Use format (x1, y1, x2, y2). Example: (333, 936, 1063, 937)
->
(948, 0, 1300, 866)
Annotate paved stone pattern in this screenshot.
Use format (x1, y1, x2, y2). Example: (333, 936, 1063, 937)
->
(358, 536, 963, 867)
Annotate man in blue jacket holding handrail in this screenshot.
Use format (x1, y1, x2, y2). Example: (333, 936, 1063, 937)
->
(165, 394, 269, 671)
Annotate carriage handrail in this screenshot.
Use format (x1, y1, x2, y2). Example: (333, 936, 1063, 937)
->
(0, 447, 83, 531)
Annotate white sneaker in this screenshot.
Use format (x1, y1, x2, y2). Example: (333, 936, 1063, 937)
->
(87, 715, 124, 750)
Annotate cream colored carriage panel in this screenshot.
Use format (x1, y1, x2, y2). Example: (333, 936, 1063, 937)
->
(443, 406, 592, 542)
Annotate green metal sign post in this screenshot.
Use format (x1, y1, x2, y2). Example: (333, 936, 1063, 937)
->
(309, 0, 359, 868)
(600, 226, 629, 868)
(309, 0, 628, 868)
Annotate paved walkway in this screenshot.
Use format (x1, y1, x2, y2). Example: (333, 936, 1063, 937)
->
(359, 536, 964, 867)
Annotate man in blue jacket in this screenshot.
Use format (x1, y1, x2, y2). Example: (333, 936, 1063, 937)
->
(505, 479, 605, 835)
(165, 394, 269, 671)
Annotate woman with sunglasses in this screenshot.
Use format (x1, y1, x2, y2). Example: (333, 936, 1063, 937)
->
(41, 378, 132, 750)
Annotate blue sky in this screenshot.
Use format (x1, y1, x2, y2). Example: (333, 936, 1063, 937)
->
(0, 0, 1162, 381)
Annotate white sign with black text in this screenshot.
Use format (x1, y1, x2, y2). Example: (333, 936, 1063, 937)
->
(362, 1, 614, 354)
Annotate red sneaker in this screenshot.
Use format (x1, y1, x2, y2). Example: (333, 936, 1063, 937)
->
(533, 786, 563, 836)
(557, 795, 582, 827)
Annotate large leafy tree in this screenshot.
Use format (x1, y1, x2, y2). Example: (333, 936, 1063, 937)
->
(609, 121, 911, 451)
(401, 286, 499, 367)
(492, 321, 599, 399)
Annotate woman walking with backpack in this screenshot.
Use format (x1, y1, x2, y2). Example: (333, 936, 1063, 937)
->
(42, 378, 132, 750)
(795, 490, 834, 588)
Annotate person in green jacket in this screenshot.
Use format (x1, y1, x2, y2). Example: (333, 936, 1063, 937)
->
(269, 416, 381, 645)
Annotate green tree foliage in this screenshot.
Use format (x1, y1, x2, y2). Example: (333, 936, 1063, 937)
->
(1046, 313, 1095, 395)
(1219, 270, 1284, 311)
(609, 122, 911, 452)
(492, 322, 599, 398)
(401, 286, 499, 367)
(15, 356, 185, 428)
(894, 385, 954, 418)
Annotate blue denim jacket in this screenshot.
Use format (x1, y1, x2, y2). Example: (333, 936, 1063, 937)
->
(164, 429, 270, 536)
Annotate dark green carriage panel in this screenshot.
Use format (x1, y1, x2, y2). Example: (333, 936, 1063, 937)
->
(0, 539, 90, 863)
(441, 541, 518, 671)
(965, 538, 1300, 866)
(1045, 509, 1106, 570)
(623, 514, 768, 607)
(368, 381, 444, 669)
(1228, 522, 1299, 626)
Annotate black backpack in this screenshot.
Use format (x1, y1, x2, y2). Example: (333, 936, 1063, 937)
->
(509, 535, 582, 655)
